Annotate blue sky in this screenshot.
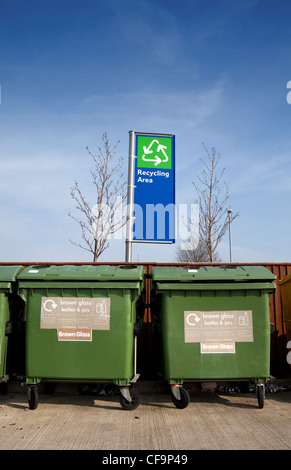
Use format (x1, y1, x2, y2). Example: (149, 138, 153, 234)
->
(1, 0, 291, 263)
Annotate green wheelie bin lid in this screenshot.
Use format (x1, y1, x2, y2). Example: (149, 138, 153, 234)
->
(0, 266, 24, 291)
(152, 265, 276, 283)
(17, 264, 144, 283)
(152, 266, 276, 293)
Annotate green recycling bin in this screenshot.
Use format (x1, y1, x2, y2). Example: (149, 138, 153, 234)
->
(152, 265, 276, 409)
(0, 266, 25, 394)
(17, 264, 144, 410)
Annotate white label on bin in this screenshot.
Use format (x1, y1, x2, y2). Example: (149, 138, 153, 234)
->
(40, 297, 110, 337)
(201, 342, 236, 354)
(57, 329, 92, 341)
(184, 310, 253, 352)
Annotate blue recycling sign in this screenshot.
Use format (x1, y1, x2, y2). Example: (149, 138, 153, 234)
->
(133, 133, 175, 242)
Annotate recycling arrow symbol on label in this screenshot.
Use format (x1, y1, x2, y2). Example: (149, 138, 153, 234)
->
(142, 139, 169, 166)
(43, 299, 58, 312)
(186, 313, 201, 326)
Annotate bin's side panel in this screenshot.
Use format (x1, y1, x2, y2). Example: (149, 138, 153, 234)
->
(24, 285, 137, 384)
(158, 287, 272, 383)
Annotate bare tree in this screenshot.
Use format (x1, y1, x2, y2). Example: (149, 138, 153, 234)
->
(176, 143, 238, 262)
(176, 240, 213, 263)
(68, 133, 126, 261)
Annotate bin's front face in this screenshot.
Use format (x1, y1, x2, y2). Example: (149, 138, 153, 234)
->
(18, 265, 144, 385)
(153, 266, 276, 384)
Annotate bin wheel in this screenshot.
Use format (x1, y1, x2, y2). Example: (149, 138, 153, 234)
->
(0, 382, 8, 395)
(119, 388, 140, 411)
(28, 386, 39, 410)
(171, 387, 190, 409)
(256, 384, 265, 409)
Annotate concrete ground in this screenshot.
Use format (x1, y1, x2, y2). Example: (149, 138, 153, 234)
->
(0, 379, 290, 451)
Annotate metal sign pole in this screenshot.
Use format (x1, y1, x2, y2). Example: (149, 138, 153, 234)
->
(125, 131, 136, 262)
(228, 208, 232, 262)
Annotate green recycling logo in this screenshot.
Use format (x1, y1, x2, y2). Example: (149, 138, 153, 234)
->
(137, 136, 172, 169)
